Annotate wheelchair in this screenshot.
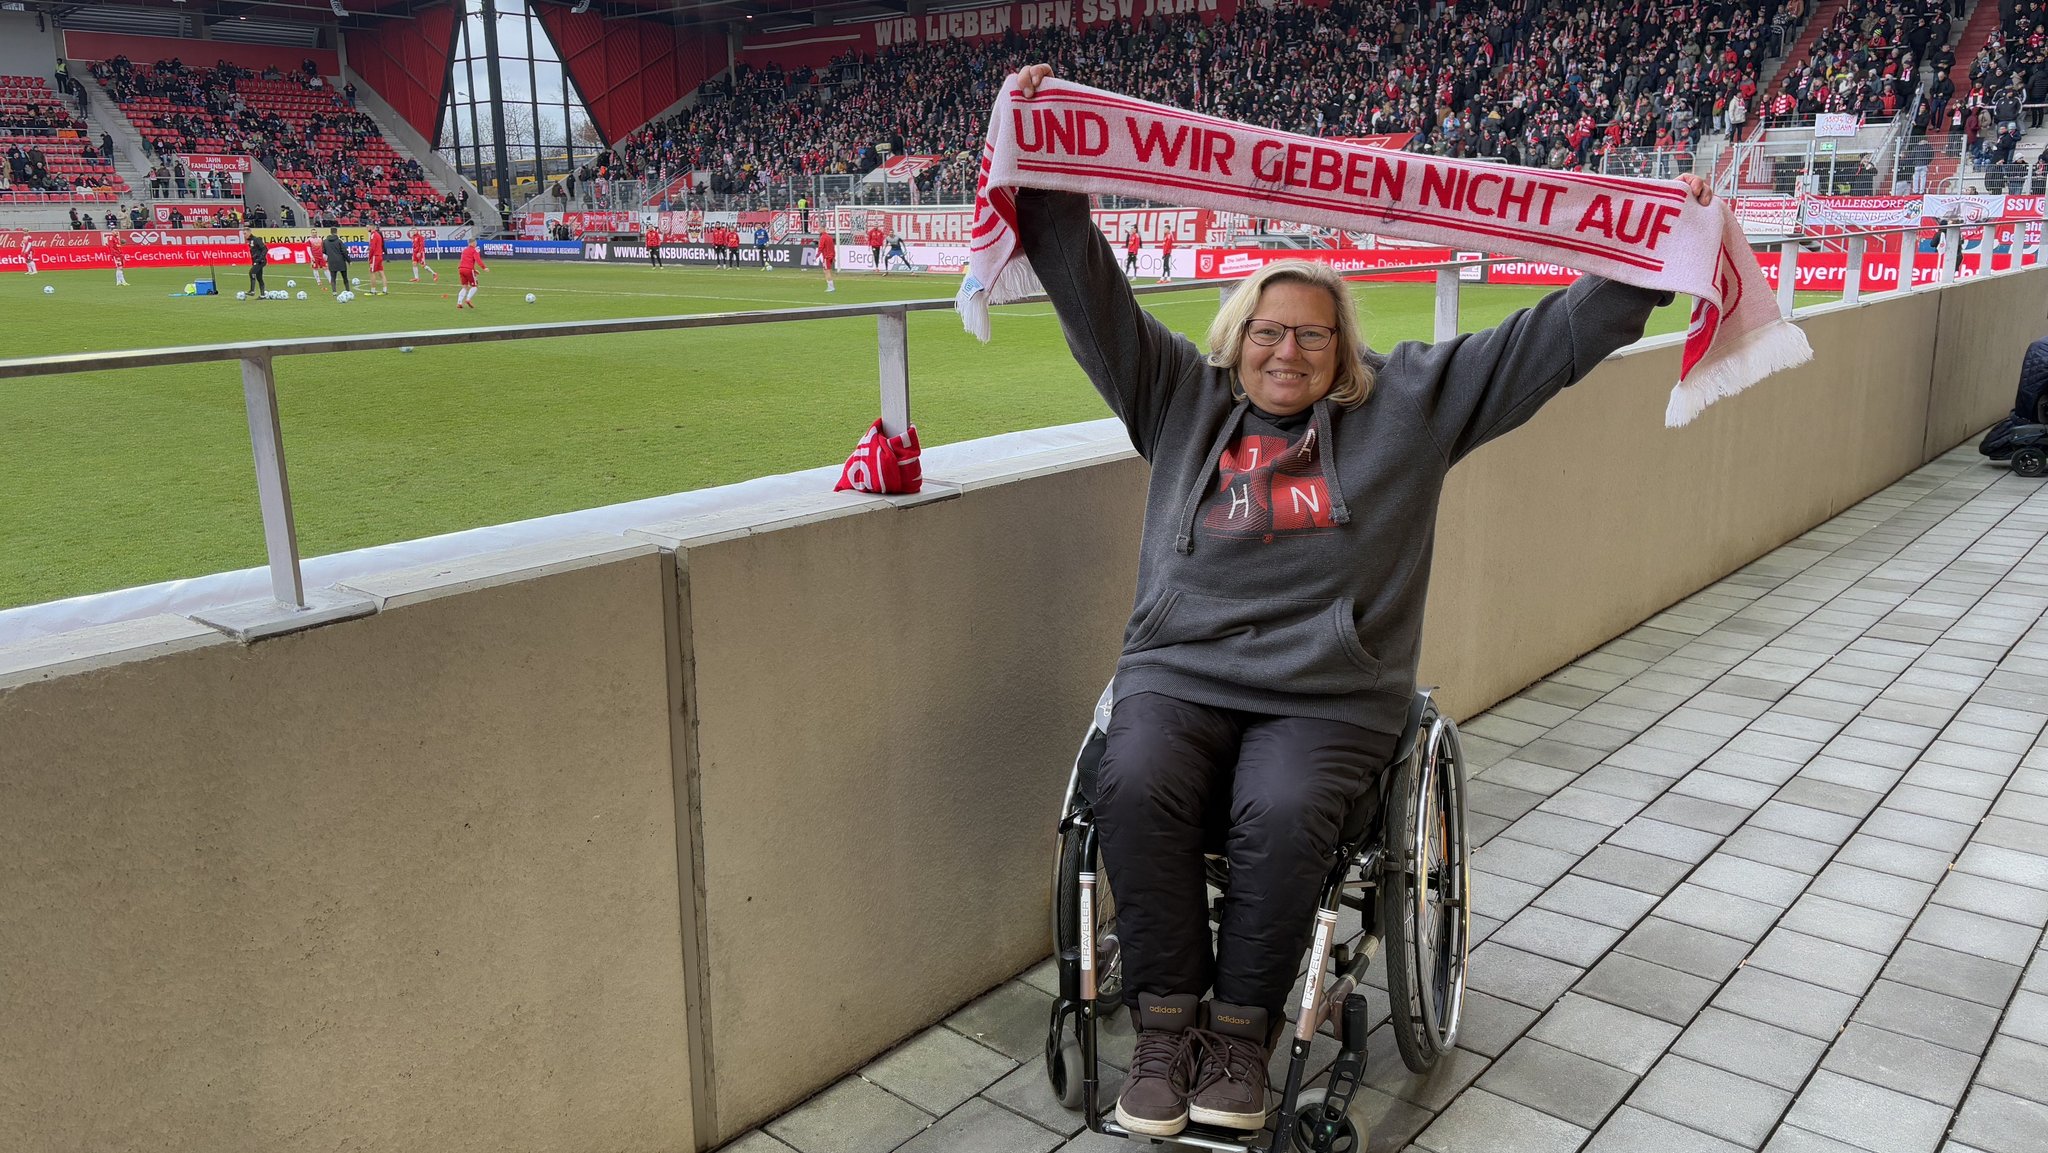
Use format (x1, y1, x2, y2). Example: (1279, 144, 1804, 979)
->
(1044, 681, 1472, 1152)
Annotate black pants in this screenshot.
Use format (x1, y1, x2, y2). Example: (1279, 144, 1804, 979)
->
(649, 247, 662, 267)
(1096, 692, 1395, 1022)
(249, 265, 265, 294)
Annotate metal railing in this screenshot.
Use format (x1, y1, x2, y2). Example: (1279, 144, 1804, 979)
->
(0, 223, 2038, 632)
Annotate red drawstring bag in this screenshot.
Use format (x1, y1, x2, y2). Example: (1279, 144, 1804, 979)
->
(835, 418, 922, 494)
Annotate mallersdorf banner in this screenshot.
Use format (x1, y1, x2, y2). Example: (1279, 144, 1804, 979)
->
(0, 228, 251, 271)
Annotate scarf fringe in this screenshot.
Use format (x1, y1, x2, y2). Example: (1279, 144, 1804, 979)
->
(1664, 319, 1814, 428)
(957, 257, 1048, 343)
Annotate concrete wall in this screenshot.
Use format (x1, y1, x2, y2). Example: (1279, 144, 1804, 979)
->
(0, 11, 61, 82)
(0, 269, 2043, 1152)
(0, 551, 696, 1153)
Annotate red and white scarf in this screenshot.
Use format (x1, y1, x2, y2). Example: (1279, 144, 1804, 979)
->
(957, 77, 1810, 427)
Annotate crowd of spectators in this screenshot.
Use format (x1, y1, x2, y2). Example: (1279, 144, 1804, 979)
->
(90, 53, 466, 225)
(578, 0, 1803, 206)
(0, 74, 127, 199)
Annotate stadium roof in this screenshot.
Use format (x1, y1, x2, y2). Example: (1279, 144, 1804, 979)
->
(54, 0, 943, 37)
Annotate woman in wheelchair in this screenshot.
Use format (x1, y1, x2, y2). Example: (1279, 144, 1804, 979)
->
(1014, 64, 1714, 1144)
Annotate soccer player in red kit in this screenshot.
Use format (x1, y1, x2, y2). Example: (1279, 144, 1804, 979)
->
(410, 230, 436, 282)
(111, 232, 127, 286)
(866, 224, 885, 274)
(815, 231, 837, 293)
(1157, 230, 1175, 284)
(366, 228, 388, 295)
(308, 232, 329, 289)
(645, 223, 663, 268)
(456, 238, 487, 308)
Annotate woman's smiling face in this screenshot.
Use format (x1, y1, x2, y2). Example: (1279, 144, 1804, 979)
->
(1237, 280, 1340, 416)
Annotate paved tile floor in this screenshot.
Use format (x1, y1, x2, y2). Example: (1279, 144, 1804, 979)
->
(729, 444, 2048, 1153)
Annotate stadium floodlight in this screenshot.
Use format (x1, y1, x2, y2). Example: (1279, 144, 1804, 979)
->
(330, 0, 350, 16)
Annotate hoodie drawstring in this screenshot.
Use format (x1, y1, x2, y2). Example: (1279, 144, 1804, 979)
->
(1311, 399, 1351, 526)
(1173, 401, 1249, 555)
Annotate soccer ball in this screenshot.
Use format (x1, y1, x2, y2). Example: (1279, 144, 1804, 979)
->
(525, 292, 537, 303)
(296, 290, 308, 300)
(286, 279, 297, 288)
(351, 277, 361, 287)
(42, 285, 53, 295)
(236, 291, 247, 300)
(399, 346, 414, 354)
(337, 290, 354, 303)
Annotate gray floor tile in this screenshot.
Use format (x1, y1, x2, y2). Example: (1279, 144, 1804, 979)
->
(1054, 1130, 1146, 1151)
(1577, 953, 1719, 1026)
(1748, 928, 1888, 995)
(1583, 1107, 1750, 1153)
(1956, 843, 2048, 889)
(1490, 907, 1624, 969)
(1412, 1088, 1589, 1153)
(1808, 864, 1937, 918)
(1672, 770, 1779, 810)
(1449, 990, 1539, 1059)
(1575, 765, 1672, 802)
(980, 1060, 1112, 1138)
(1671, 1007, 1827, 1092)
(1883, 940, 2024, 1007)
(1781, 1071, 1952, 1153)
(1947, 1085, 2048, 1153)
(1859, 808, 1978, 855)
(1776, 776, 1887, 818)
(1473, 838, 1579, 888)
(2005, 989, 2048, 1047)
(1764, 1122, 1889, 1152)
(1833, 835, 1958, 884)
(723, 1134, 801, 1153)
(1478, 758, 1577, 796)
(1476, 1037, 1636, 1129)
(1499, 811, 1612, 856)
(1527, 992, 1680, 1076)
(1722, 825, 1839, 873)
(1627, 1054, 1792, 1147)
(892, 1098, 1059, 1153)
(1887, 783, 1997, 826)
(1690, 853, 1813, 906)
(1516, 738, 1609, 773)
(1975, 1033, 2048, 1106)
(1466, 943, 1583, 1011)
(1466, 781, 1547, 822)
(1852, 980, 2003, 1053)
(1641, 793, 1752, 836)
(1572, 844, 1693, 895)
(1469, 872, 1543, 923)
(864, 1025, 1021, 1116)
(767, 1076, 935, 1153)
(948, 982, 1059, 1064)
(1359, 1033, 1488, 1112)
(1536, 875, 1660, 930)
(1780, 893, 1914, 954)
(1713, 967, 1860, 1040)
(1538, 786, 1647, 827)
(1932, 870, 2048, 928)
(1970, 815, 2048, 856)
(1615, 917, 1751, 982)
(1821, 1022, 1978, 1107)
(1607, 817, 1724, 863)
(1908, 904, 2041, 966)
(1749, 801, 1861, 845)
(1334, 1084, 1434, 1153)
(1657, 882, 1783, 941)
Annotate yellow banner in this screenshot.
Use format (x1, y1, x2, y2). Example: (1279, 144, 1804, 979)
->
(253, 226, 372, 243)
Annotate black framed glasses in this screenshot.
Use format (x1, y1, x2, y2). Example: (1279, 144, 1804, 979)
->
(1245, 320, 1335, 351)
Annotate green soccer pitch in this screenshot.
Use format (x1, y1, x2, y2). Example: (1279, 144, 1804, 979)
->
(0, 260, 1818, 610)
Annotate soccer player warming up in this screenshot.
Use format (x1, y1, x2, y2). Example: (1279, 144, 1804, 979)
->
(309, 232, 329, 289)
(815, 230, 837, 292)
(410, 230, 437, 282)
(366, 228, 390, 295)
(456, 238, 487, 309)
(111, 232, 127, 286)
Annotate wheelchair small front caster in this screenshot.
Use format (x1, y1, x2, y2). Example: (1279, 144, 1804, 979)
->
(1289, 1088, 1359, 1153)
(2016, 447, 2047, 478)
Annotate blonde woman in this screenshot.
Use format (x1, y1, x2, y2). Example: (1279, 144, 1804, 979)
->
(1008, 61, 1713, 1140)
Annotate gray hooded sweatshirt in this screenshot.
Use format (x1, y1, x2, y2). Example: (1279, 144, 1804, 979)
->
(1017, 189, 1671, 736)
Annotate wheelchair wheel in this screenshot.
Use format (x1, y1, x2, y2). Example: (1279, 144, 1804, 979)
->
(1044, 1022, 1086, 1110)
(1052, 827, 1122, 1005)
(1379, 713, 1471, 1073)
(1289, 1088, 1360, 1153)
(2016, 447, 2047, 478)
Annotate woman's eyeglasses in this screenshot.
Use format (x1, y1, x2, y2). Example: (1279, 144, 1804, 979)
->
(1245, 321, 1335, 351)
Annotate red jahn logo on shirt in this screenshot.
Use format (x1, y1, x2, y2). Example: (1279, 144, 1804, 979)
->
(1201, 431, 1337, 541)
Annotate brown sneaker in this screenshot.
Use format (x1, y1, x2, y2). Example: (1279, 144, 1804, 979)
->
(1187, 1001, 1271, 1130)
(1114, 993, 1200, 1136)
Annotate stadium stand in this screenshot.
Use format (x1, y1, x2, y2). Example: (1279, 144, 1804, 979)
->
(89, 54, 465, 225)
(590, 0, 1801, 207)
(0, 74, 128, 203)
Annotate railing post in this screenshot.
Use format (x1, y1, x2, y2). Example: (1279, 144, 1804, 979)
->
(1939, 224, 1957, 284)
(1433, 267, 1459, 343)
(1778, 241, 1798, 318)
(878, 308, 910, 438)
(238, 354, 306, 609)
(1897, 226, 1917, 292)
(1844, 235, 1866, 304)
(1978, 225, 1997, 277)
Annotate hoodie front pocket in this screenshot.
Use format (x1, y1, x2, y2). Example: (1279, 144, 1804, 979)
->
(1124, 590, 1382, 696)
